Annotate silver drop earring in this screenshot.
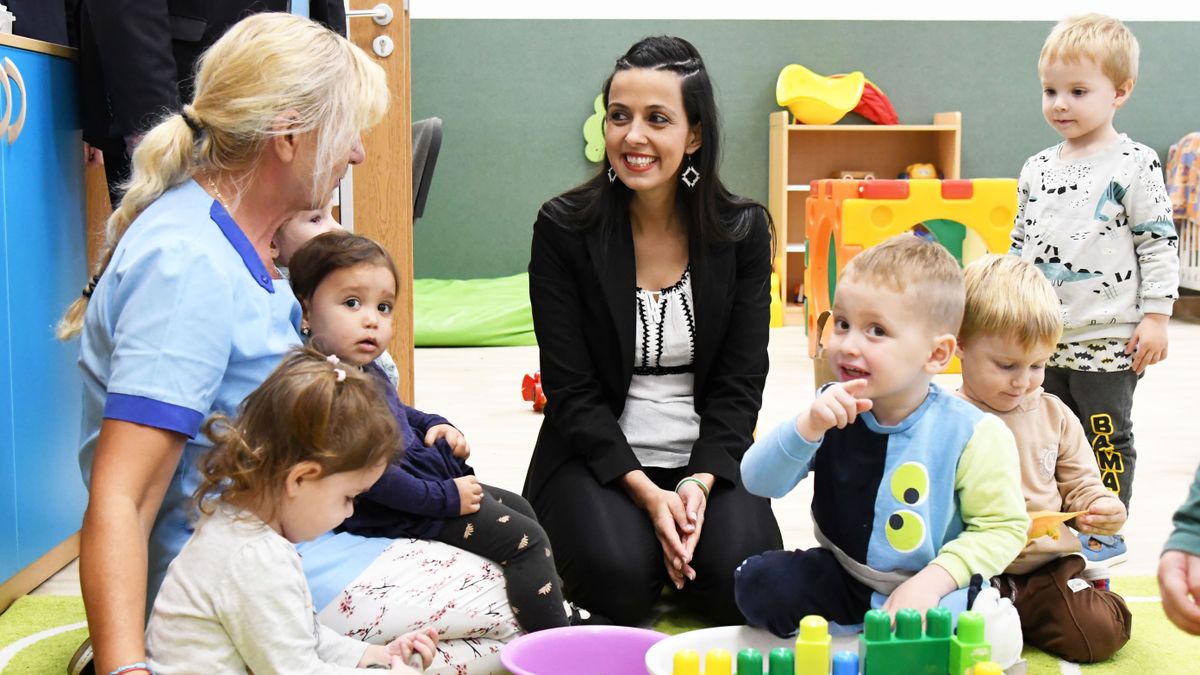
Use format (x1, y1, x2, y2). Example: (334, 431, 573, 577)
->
(681, 154, 700, 189)
(607, 167, 617, 184)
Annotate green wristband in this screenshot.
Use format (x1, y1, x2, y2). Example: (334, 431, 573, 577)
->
(675, 477, 710, 499)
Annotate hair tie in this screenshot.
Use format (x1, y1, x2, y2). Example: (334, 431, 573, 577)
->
(81, 274, 100, 299)
(181, 110, 204, 135)
(325, 354, 346, 382)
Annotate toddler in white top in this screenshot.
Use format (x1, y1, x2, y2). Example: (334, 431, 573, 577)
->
(145, 347, 438, 674)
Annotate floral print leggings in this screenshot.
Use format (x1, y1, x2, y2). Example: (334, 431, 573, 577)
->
(319, 538, 522, 674)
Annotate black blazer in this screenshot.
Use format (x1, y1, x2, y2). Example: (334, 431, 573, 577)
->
(78, 0, 345, 142)
(524, 200, 772, 498)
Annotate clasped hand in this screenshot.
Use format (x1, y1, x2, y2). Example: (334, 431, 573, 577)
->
(641, 477, 709, 590)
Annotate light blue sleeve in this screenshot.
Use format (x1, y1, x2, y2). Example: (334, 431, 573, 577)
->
(740, 415, 821, 498)
(104, 242, 235, 437)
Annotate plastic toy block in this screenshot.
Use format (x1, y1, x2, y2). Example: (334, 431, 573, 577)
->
(803, 177, 1016, 374)
(967, 662, 1003, 675)
(672, 648, 700, 675)
(949, 610, 992, 675)
(832, 650, 859, 675)
(861, 179, 910, 200)
(768, 647, 794, 675)
(737, 649, 764, 675)
(858, 607, 952, 675)
(795, 615, 832, 674)
(704, 648, 732, 675)
(941, 180, 973, 199)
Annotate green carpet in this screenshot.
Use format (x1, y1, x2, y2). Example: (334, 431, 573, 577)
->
(1, 580, 1195, 674)
(0, 596, 88, 674)
(649, 577, 1197, 673)
(1019, 577, 1198, 674)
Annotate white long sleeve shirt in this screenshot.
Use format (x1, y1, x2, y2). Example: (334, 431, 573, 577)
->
(146, 504, 374, 674)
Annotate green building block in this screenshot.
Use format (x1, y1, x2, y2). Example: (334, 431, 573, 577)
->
(736, 648, 764, 675)
(949, 610, 992, 675)
(796, 615, 832, 675)
(858, 607, 952, 675)
(768, 647, 794, 675)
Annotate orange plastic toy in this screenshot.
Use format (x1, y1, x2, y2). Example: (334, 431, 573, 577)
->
(804, 179, 1017, 374)
(1027, 510, 1088, 542)
(521, 371, 546, 412)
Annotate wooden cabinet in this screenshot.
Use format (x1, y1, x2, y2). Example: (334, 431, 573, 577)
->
(767, 110, 962, 324)
(0, 37, 87, 587)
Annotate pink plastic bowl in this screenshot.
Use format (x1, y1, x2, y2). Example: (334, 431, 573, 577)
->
(501, 625, 669, 675)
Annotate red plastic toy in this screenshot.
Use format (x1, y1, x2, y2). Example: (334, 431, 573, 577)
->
(521, 371, 546, 412)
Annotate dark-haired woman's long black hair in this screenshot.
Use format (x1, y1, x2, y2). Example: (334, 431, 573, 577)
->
(542, 35, 772, 250)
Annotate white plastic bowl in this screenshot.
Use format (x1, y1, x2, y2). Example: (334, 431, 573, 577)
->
(644, 625, 859, 675)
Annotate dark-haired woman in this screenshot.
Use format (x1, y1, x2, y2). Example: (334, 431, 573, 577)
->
(524, 35, 783, 626)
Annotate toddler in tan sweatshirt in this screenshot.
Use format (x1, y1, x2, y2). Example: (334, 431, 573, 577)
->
(956, 255, 1131, 663)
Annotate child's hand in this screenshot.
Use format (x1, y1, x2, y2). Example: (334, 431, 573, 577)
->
(1075, 496, 1126, 535)
(880, 564, 958, 622)
(386, 627, 439, 670)
(1158, 550, 1200, 635)
(796, 379, 872, 441)
(454, 476, 483, 515)
(426, 424, 471, 459)
(1127, 313, 1169, 374)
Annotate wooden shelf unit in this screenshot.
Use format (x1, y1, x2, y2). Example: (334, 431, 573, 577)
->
(768, 110, 962, 324)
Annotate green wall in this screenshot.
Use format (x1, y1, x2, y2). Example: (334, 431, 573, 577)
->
(411, 20, 1200, 279)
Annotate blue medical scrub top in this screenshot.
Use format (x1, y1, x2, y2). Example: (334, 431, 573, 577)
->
(76, 179, 381, 612)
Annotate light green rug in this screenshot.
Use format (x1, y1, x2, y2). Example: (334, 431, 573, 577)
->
(650, 577, 1198, 673)
(2, 580, 1195, 674)
(0, 596, 88, 674)
(1019, 577, 1198, 674)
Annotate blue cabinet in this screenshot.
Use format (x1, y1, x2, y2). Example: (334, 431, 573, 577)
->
(0, 40, 87, 583)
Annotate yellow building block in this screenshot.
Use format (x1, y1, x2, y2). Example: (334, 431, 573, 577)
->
(796, 615, 832, 675)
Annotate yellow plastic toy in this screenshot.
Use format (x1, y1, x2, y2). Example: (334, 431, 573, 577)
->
(795, 615, 832, 674)
(1027, 510, 1087, 543)
(903, 163, 939, 179)
(804, 179, 1017, 375)
(769, 272, 784, 328)
(776, 64, 865, 125)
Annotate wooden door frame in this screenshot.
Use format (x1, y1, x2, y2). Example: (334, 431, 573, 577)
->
(347, 0, 415, 403)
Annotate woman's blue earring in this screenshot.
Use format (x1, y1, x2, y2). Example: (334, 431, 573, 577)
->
(607, 167, 617, 184)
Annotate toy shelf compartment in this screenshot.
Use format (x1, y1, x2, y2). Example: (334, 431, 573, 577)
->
(767, 110, 962, 324)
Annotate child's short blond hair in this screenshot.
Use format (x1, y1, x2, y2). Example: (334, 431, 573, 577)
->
(840, 233, 964, 334)
(1039, 13, 1139, 88)
(961, 255, 1062, 350)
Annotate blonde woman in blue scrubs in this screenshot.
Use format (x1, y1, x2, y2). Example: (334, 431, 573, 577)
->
(60, 14, 518, 675)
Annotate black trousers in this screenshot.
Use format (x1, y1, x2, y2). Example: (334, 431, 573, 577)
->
(1042, 367, 1139, 510)
(94, 135, 132, 208)
(529, 457, 783, 626)
(434, 485, 568, 632)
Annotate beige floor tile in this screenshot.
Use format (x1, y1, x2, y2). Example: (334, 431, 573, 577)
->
(36, 320, 1200, 596)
